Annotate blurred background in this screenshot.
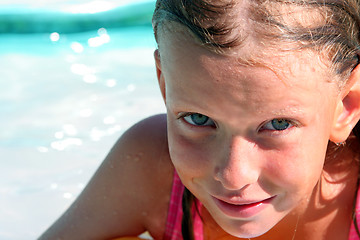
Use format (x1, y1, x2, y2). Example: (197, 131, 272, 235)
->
(0, 1, 165, 239)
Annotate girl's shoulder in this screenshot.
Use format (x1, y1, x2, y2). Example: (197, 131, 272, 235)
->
(108, 113, 175, 238)
(39, 114, 174, 239)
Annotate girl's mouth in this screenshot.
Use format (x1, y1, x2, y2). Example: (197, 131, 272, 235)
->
(212, 195, 276, 219)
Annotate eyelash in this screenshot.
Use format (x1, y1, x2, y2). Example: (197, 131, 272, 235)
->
(179, 112, 297, 133)
(259, 119, 296, 132)
(179, 112, 216, 128)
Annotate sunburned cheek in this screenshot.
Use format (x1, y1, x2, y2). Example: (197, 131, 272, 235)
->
(263, 143, 324, 192)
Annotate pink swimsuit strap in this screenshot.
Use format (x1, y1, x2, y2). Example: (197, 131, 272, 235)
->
(349, 182, 360, 240)
(163, 170, 203, 240)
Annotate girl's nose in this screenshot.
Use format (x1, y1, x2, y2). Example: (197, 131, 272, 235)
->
(214, 136, 260, 191)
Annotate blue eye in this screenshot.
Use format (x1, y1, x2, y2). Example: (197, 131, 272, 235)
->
(183, 113, 215, 126)
(261, 119, 293, 131)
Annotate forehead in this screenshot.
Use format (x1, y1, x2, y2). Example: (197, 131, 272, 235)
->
(159, 32, 343, 133)
(160, 33, 344, 136)
(158, 27, 334, 87)
(159, 29, 341, 120)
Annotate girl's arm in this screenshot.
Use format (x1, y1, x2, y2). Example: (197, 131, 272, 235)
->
(38, 114, 173, 240)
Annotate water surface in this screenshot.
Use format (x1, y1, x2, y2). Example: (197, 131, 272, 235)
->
(0, 2, 165, 239)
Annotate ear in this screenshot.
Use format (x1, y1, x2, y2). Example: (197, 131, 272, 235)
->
(330, 64, 360, 143)
(154, 49, 166, 103)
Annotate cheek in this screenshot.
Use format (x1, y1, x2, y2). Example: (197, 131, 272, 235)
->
(167, 125, 213, 178)
(263, 133, 328, 196)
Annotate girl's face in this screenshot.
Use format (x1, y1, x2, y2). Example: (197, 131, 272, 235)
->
(156, 31, 340, 238)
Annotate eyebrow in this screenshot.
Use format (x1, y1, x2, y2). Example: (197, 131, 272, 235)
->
(268, 106, 305, 118)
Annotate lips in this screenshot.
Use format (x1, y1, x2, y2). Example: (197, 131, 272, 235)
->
(213, 195, 276, 219)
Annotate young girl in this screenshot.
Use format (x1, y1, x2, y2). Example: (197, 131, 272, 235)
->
(39, 0, 360, 239)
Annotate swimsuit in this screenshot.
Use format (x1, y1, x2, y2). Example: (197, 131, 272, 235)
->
(164, 171, 360, 240)
(163, 171, 203, 240)
(349, 185, 360, 240)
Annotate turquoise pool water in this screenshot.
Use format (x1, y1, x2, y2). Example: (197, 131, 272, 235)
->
(0, 1, 165, 239)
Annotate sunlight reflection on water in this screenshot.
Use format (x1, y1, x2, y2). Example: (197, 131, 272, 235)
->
(0, 24, 164, 239)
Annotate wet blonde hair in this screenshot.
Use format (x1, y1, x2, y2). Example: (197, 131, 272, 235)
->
(153, 0, 360, 74)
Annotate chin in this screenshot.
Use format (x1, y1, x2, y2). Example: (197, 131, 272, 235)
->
(218, 214, 283, 239)
(225, 225, 273, 239)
